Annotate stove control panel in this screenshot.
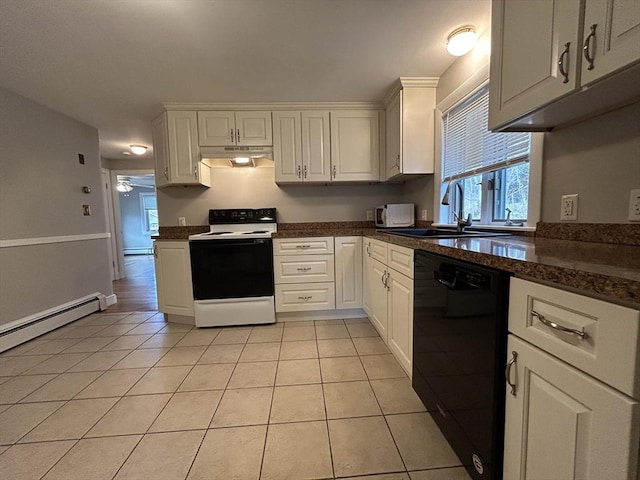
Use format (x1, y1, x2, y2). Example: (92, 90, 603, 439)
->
(209, 208, 277, 224)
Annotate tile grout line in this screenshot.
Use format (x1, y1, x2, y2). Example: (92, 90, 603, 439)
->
(317, 328, 337, 480)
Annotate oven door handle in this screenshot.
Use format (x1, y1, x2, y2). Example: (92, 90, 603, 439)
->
(190, 240, 269, 247)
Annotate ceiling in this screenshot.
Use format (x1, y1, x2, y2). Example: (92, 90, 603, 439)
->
(0, 0, 490, 161)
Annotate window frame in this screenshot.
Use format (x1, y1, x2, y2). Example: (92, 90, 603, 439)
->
(433, 76, 543, 231)
(139, 192, 159, 235)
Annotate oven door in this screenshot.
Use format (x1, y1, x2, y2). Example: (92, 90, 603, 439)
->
(189, 238, 274, 300)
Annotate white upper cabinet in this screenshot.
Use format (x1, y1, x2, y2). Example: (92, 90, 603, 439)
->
(489, 0, 640, 131)
(489, 0, 582, 130)
(198, 111, 272, 146)
(273, 111, 331, 183)
(152, 111, 211, 188)
(384, 79, 437, 181)
(581, 0, 640, 85)
(330, 110, 380, 182)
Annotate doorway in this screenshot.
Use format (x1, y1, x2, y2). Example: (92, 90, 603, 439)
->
(107, 170, 158, 311)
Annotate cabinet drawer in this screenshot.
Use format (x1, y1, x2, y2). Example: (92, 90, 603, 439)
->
(275, 282, 336, 312)
(387, 244, 414, 278)
(365, 238, 387, 264)
(274, 255, 335, 284)
(509, 277, 640, 398)
(273, 237, 334, 255)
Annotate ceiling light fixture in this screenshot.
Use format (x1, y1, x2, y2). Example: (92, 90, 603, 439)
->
(447, 26, 477, 56)
(129, 145, 148, 155)
(116, 181, 133, 193)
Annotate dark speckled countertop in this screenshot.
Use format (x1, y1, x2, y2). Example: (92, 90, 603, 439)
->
(155, 222, 640, 307)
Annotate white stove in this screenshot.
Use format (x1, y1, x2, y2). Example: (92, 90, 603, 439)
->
(188, 208, 277, 328)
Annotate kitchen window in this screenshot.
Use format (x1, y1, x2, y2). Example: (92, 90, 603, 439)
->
(437, 84, 542, 228)
(140, 192, 159, 235)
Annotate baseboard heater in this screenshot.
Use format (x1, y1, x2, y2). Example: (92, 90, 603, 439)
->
(0, 293, 109, 353)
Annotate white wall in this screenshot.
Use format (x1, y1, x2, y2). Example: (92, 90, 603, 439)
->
(541, 103, 640, 223)
(0, 87, 113, 325)
(157, 165, 405, 225)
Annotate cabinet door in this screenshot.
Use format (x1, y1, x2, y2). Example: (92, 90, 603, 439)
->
(330, 110, 380, 182)
(197, 111, 236, 146)
(167, 111, 201, 185)
(367, 257, 388, 340)
(335, 236, 363, 310)
(581, 0, 640, 85)
(387, 269, 413, 376)
(152, 114, 170, 188)
(273, 111, 302, 183)
(302, 111, 331, 182)
(236, 111, 272, 146)
(362, 241, 372, 315)
(385, 91, 402, 180)
(489, 0, 582, 130)
(503, 335, 640, 480)
(154, 241, 194, 316)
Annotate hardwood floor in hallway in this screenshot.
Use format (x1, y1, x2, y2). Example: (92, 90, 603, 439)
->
(107, 255, 158, 312)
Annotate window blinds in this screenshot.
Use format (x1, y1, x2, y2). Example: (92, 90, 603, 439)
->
(442, 86, 531, 182)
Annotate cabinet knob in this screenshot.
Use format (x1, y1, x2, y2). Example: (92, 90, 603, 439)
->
(558, 42, 571, 84)
(230, 129, 234, 142)
(332, 165, 336, 179)
(297, 165, 301, 178)
(303, 165, 308, 179)
(236, 129, 240, 143)
(583, 24, 597, 71)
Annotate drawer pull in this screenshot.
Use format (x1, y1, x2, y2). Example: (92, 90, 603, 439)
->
(296, 267, 311, 272)
(295, 245, 311, 249)
(297, 295, 312, 301)
(532, 310, 588, 340)
(505, 350, 518, 396)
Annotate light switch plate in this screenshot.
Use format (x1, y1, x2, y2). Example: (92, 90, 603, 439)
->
(366, 210, 373, 221)
(560, 194, 578, 221)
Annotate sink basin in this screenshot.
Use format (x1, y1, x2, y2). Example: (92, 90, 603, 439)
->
(383, 228, 511, 239)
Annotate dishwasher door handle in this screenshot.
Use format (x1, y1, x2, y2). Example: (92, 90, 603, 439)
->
(434, 271, 456, 288)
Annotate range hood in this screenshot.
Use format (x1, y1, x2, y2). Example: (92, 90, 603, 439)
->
(200, 146, 273, 168)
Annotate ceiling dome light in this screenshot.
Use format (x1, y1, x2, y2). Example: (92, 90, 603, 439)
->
(130, 145, 148, 155)
(447, 26, 477, 56)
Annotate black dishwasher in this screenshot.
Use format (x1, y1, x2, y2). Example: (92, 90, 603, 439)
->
(412, 250, 510, 480)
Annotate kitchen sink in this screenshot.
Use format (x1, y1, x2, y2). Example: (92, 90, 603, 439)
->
(382, 228, 512, 239)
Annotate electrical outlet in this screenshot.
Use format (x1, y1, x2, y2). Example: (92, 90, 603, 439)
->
(629, 189, 640, 222)
(560, 194, 578, 221)
(82, 204, 91, 216)
(421, 209, 428, 221)
(366, 210, 373, 221)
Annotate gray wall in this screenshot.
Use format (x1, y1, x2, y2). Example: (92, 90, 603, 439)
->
(157, 166, 405, 225)
(0, 87, 113, 325)
(541, 103, 640, 223)
(119, 187, 154, 253)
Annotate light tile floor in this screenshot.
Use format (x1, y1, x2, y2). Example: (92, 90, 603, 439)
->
(0, 311, 471, 480)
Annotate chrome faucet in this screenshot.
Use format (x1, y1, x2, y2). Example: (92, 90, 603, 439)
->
(441, 180, 472, 232)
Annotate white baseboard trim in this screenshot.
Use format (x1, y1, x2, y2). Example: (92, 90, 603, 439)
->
(276, 308, 366, 322)
(104, 294, 118, 308)
(0, 292, 106, 353)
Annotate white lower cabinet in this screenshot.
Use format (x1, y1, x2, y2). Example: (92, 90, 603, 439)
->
(504, 334, 639, 480)
(334, 236, 363, 309)
(153, 241, 194, 316)
(363, 238, 414, 376)
(505, 277, 640, 479)
(273, 236, 362, 314)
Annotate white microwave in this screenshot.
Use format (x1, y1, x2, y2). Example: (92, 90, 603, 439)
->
(375, 203, 415, 228)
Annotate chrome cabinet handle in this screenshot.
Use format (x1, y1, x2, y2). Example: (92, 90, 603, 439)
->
(505, 351, 518, 396)
(230, 129, 234, 142)
(163, 167, 169, 180)
(193, 165, 198, 180)
(297, 165, 301, 178)
(381, 271, 387, 287)
(558, 42, 571, 84)
(236, 129, 240, 143)
(385, 272, 391, 290)
(296, 267, 311, 272)
(303, 165, 308, 179)
(295, 244, 311, 249)
(332, 165, 336, 178)
(366, 244, 371, 256)
(583, 24, 597, 70)
(153, 245, 157, 258)
(532, 310, 588, 339)
(297, 295, 312, 301)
